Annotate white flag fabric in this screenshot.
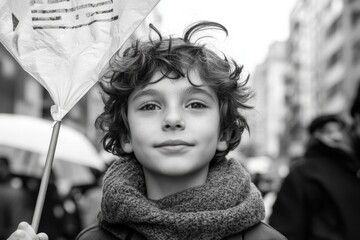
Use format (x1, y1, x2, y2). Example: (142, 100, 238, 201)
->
(0, 0, 160, 120)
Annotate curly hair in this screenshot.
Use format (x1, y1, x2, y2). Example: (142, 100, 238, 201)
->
(95, 21, 253, 160)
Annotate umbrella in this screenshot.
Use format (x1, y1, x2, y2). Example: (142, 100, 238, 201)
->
(0, 114, 104, 170)
(0, 145, 100, 195)
(0, 114, 107, 199)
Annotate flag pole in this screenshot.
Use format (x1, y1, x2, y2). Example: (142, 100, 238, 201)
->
(31, 120, 62, 233)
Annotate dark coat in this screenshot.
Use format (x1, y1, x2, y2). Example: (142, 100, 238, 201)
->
(0, 182, 32, 239)
(269, 139, 360, 240)
(75, 222, 287, 240)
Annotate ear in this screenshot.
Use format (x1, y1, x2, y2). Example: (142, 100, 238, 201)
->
(121, 135, 133, 153)
(217, 130, 230, 151)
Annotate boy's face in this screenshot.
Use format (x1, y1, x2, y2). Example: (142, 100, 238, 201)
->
(122, 70, 228, 177)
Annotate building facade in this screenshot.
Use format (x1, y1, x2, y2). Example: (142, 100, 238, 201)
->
(251, 42, 289, 159)
(251, 0, 360, 160)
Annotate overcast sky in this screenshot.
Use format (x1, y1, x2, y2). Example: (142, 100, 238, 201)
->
(152, 0, 298, 73)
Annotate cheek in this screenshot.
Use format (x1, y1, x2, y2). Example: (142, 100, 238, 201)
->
(193, 115, 221, 141)
(127, 115, 156, 144)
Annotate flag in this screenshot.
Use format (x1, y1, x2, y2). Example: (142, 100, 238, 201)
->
(0, 0, 160, 120)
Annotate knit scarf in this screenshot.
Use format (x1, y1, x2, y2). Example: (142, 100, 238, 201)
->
(99, 156, 265, 240)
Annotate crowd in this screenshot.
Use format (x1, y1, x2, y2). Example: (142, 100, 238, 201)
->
(0, 156, 104, 240)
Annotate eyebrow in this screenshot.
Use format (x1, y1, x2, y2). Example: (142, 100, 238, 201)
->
(183, 86, 217, 101)
(131, 89, 160, 102)
(130, 85, 217, 102)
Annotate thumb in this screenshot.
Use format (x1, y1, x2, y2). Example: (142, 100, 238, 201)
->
(37, 233, 49, 240)
(7, 222, 35, 239)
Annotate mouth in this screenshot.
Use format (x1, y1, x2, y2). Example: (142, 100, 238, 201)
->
(154, 139, 195, 148)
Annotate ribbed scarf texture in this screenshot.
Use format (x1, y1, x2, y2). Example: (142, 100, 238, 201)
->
(99, 156, 265, 240)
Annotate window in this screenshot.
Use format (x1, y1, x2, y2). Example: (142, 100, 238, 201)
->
(353, 40, 360, 64)
(327, 48, 342, 69)
(326, 15, 342, 38)
(326, 81, 341, 100)
(352, 10, 360, 27)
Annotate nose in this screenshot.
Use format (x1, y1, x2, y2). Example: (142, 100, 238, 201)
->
(162, 108, 185, 131)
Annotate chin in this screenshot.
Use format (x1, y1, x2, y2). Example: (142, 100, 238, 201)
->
(158, 166, 197, 177)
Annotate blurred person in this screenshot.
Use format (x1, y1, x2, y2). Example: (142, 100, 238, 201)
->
(0, 156, 32, 239)
(269, 114, 360, 240)
(75, 167, 107, 228)
(31, 172, 82, 240)
(7, 170, 82, 240)
(350, 82, 360, 160)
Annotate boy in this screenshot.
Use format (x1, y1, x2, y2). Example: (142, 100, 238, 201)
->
(8, 22, 285, 240)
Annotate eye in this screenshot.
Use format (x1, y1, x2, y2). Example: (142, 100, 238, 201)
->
(139, 103, 160, 111)
(187, 101, 207, 109)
